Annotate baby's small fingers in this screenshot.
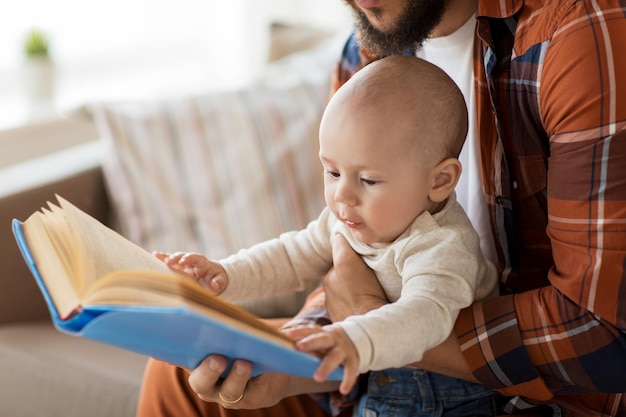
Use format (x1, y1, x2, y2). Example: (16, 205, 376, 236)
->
(154, 251, 186, 267)
(179, 253, 205, 266)
(313, 346, 345, 383)
(162, 252, 185, 264)
(284, 326, 322, 341)
(153, 251, 168, 261)
(338, 360, 359, 395)
(296, 332, 335, 353)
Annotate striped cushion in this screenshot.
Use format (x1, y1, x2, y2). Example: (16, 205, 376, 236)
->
(91, 45, 336, 317)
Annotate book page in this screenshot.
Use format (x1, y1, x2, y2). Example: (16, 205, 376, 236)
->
(56, 196, 172, 292)
(22, 210, 81, 318)
(83, 270, 295, 349)
(22, 195, 173, 318)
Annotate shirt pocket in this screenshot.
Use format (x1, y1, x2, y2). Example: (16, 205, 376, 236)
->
(513, 154, 547, 201)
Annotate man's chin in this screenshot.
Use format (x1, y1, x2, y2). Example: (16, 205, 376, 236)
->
(355, 20, 411, 56)
(364, 11, 398, 33)
(344, 0, 449, 57)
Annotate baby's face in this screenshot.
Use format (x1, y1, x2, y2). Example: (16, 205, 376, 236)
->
(319, 99, 437, 248)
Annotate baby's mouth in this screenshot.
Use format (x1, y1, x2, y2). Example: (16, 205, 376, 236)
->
(344, 219, 360, 229)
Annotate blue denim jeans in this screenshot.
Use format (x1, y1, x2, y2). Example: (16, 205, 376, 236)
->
(356, 368, 497, 417)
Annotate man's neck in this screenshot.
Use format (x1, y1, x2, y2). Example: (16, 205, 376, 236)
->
(430, 0, 478, 38)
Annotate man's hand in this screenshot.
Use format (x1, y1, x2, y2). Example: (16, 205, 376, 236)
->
(324, 234, 388, 322)
(188, 356, 289, 409)
(188, 354, 340, 409)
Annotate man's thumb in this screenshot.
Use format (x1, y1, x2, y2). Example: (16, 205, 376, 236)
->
(332, 234, 356, 265)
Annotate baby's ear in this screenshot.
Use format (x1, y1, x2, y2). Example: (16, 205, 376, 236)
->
(429, 158, 462, 203)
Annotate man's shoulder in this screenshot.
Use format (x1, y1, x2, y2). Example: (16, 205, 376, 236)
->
(508, 0, 622, 57)
(334, 32, 364, 90)
(338, 32, 362, 70)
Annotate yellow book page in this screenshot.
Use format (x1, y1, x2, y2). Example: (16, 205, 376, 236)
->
(44, 205, 85, 292)
(83, 270, 294, 349)
(22, 210, 81, 318)
(56, 196, 172, 293)
(22, 195, 172, 319)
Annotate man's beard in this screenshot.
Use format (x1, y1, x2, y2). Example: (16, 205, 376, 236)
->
(346, 0, 450, 57)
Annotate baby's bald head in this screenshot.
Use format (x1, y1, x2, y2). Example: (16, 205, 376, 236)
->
(326, 55, 468, 164)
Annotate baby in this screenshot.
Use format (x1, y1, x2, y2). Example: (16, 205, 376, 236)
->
(157, 55, 498, 415)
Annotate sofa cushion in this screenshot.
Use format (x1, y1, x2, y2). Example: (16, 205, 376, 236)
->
(91, 38, 342, 318)
(0, 322, 147, 417)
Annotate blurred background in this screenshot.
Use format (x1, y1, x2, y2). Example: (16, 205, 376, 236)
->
(0, 0, 351, 130)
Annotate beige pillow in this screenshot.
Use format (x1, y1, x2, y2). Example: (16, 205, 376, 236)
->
(91, 41, 339, 317)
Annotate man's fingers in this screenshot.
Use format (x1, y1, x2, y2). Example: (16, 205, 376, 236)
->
(188, 355, 227, 399)
(215, 360, 252, 408)
(331, 234, 358, 266)
(188, 356, 253, 407)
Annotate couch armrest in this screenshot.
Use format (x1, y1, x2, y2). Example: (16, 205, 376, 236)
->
(0, 142, 110, 325)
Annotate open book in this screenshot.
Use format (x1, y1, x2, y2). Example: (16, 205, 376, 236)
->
(13, 195, 342, 380)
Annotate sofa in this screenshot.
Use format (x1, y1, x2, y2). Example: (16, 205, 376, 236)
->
(0, 28, 344, 417)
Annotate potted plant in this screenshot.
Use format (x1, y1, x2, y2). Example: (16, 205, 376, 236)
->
(24, 29, 51, 57)
(22, 29, 56, 107)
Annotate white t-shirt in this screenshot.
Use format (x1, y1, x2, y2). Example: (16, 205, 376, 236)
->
(417, 14, 498, 268)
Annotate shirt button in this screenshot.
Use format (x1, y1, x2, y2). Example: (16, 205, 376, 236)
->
(512, 181, 518, 190)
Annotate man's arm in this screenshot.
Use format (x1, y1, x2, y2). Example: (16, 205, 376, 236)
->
(457, 1, 626, 403)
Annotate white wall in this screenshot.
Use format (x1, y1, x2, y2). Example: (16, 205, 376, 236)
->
(0, 0, 351, 72)
(0, 0, 352, 130)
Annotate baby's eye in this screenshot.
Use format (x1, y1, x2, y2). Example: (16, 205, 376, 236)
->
(325, 170, 340, 179)
(362, 178, 378, 186)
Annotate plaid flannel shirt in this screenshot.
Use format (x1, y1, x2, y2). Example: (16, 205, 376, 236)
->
(292, 0, 626, 415)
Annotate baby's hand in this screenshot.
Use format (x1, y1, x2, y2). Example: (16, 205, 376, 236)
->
(153, 251, 228, 293)
(285, 325, 360, 395)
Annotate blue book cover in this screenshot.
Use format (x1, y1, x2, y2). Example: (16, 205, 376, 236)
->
(12, 211, 342, 380)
